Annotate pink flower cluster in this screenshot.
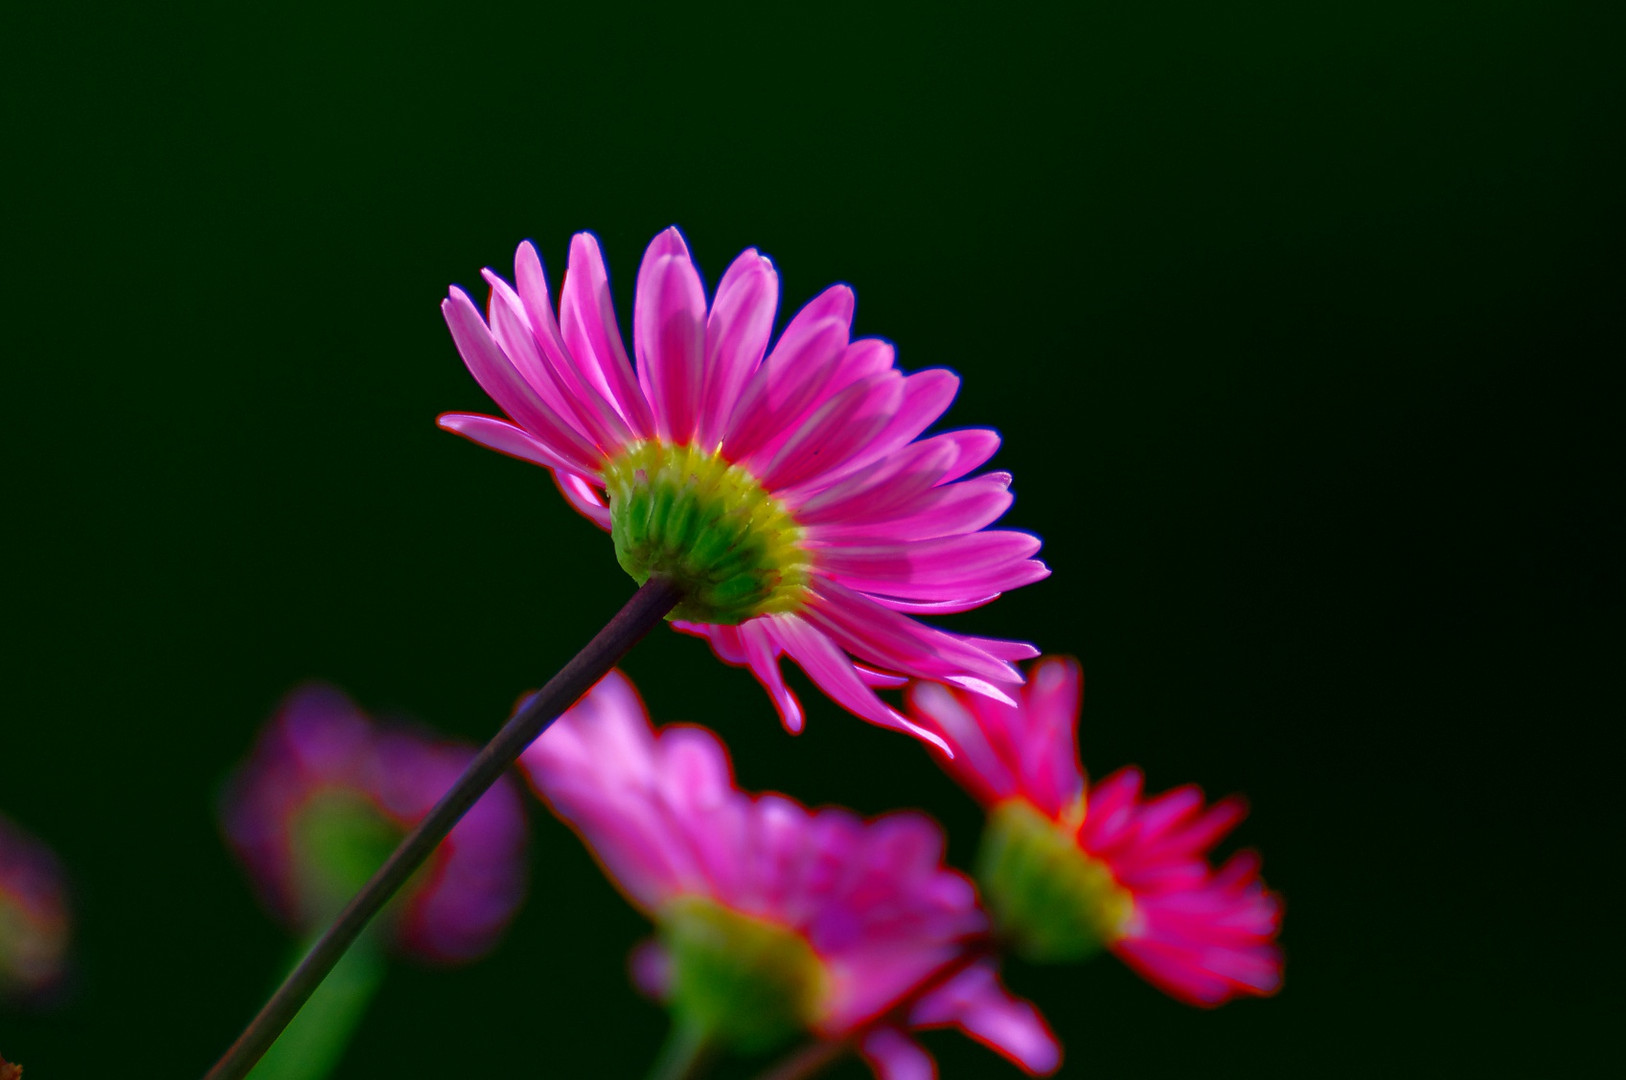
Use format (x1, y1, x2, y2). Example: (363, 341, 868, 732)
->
(522, 671, 1059, 1078)
(435, 228, 1284, 1076)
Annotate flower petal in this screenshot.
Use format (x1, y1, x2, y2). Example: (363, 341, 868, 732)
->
(634, 227, 707, 444)
(559, 232, 654, 436)
(700, 248, 778, 449)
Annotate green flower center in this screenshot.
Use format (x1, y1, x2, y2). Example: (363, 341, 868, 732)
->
(977, 799, 1135, 964)
(659, 896, 828, 1053)
(603, 442, 812, 624)
(290, 790, 405, 926)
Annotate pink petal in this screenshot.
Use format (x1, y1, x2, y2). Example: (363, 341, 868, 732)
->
(804, 583, 1025, 689)
(720, 284, 854, 463)
(551, 470, 613, 530)
(628, 939, 670, 999)
(558, 232, 654, 436)
(819, 532, 1048, 601)
(441, 290, 604, 475)
(485, 275, 631, 454)
(766, 614, 949, 751)
(758, 372, 905, 490)
(699, 248, 778, 449)
(860, 1028, 936, 1080)
(634, 227, 707, 443)
(808, 473, 1014, 545)
(912, 963, 1061, 1075)
(437, 413, 589, 476)
(821, 369, 961, 482)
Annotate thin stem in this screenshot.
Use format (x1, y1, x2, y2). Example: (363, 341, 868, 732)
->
(205, 576, 684, 1080)
(247, 933, 385, 1080)
(644, 1020, 712, 1080)
(752, 1039, 848, 1080)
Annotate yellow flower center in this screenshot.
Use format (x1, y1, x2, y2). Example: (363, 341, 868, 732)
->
(978, 798, 1136, 963)
(603, 442, 812, 624)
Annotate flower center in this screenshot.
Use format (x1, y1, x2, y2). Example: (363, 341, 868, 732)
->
(977, 799, 1135, 963)
(290, 790, 405, 926)
(603, 442, 811, 624)
(0, 890, 64, 994)
(659, 896, 828, 1053)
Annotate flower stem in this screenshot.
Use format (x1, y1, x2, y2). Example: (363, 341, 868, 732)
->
(644, 1020, 712, 1080)
(204, 576, 685, 1080)
(246, 934, 385, 1080)
(751, 1039, 848, 1080)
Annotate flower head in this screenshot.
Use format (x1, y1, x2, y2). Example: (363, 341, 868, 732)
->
(521, 670, 1059, 1076)
(439, 228, 1048, 746)
(908, 658, 1284, 1006)
(0, 812, 70, 1004)
(220, 684, 528, 963)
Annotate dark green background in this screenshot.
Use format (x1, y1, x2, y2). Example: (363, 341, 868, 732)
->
(3, 2, 1620, 1075)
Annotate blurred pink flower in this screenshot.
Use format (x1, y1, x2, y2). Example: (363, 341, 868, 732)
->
(220, 684, 528, 964)
(908, 657, 1284, 1007)
(0, 812, 69, 1003)
(521, 670, 1059, 1077)
(439, 228, 1048, 747)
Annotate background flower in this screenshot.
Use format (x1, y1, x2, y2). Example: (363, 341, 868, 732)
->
(523, 670, 1059, 1076)
(219, 684, 529, 964)
(440, 228, 1047, 745)
(909, 657, 1283, 1006)
(0, 812, 70, 1005)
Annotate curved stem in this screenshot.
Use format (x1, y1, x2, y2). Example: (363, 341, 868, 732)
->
(205, 576, 684, 1080)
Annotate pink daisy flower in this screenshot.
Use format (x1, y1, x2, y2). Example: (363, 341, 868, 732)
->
(439, 228, 1048, 746)
(0, 812, 70, 1004)
(520, 670, 1060, 1077)
(220, 684, 529, 964)
(907, 657, 1284, 1007)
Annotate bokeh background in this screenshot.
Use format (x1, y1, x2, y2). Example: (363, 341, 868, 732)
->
(3, 2, 1620, 1075)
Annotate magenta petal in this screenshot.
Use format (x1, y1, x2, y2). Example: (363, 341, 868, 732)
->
(819, 532, 1047, 601)
(860, 1028, 936, 1080)
(821, 369, 960, 482)
(441, 290, 603, 475)
(559, 232, 654, 436)
(911, 962, 1061, 1075)
(634, 228, 707, 443)
(804, 583, 1025, 689)
(766, 615, 950, 752)
(438, 413, 588, 476)
(485, 275, 631, 455)
(700, 248, 778, 449)
(551, 470, 613, 530)
(758, 372, 904, 490)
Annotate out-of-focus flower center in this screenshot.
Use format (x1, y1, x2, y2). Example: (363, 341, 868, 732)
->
(659, 896, 828, 1053)
(0, 890, 66, 996)
(978, 799, 1134, 963)
(290, 790, 404, 927)
(603, 442, 811, 624)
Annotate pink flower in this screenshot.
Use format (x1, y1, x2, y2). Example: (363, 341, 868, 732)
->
(0, 812, 70, 1003)
(439, 228, 1048, 747)
(521, 670, 1059, 1076)
(907, 657, 1284, 1007)
(220, 684, 528, 964)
